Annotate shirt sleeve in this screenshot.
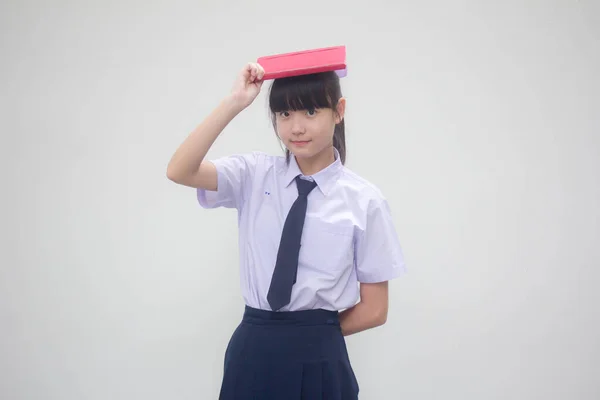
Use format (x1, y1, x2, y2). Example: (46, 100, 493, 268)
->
(354, 197, 407, 283)
(196, 152, 260, 210)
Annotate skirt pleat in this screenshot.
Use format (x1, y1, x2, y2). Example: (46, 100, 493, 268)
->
(218, 306, 359, 400)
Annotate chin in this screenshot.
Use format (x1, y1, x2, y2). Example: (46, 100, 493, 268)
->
(288, 143, 329, 160)
(289, 148, 316, 159)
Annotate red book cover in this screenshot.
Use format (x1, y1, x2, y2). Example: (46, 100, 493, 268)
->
(257, 45, 347, 80)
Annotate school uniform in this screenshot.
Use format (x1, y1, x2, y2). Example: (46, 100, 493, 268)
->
(197, 148, 406, 399)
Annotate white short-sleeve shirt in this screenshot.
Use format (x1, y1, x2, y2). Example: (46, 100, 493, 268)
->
(197, 149, 406, 311)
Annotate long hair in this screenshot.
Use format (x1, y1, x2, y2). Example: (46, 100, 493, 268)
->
(268, 71, 346, 164)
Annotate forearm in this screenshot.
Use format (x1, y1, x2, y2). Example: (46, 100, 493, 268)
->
(338, 301, 387, 336)
(167, 96, 243, 179)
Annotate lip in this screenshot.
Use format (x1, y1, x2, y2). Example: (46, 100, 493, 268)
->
(291, 140, 311, 147)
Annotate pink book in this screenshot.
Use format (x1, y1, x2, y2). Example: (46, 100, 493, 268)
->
(257, 45, 347, 80)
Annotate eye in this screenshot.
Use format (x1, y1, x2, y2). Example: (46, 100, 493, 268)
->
(306, 109, 317, 116)
(279, 111, 290, 118)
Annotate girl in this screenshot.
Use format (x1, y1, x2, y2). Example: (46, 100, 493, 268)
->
(167, 62, 405, 399)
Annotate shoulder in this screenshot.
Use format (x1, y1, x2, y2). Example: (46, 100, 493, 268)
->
(249, 151, 287, 173)
(337, 166, 388, 207)
(246, 151, 284, 164)
(213, 151, 283, 170)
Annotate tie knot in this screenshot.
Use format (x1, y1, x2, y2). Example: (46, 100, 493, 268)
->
(295, 176, 317, 196)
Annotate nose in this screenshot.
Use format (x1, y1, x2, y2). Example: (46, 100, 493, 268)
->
(290, 115, 305, 136)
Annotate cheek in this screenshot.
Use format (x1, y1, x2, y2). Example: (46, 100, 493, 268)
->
(275, 123, 289, 138)
(279, 129, 292, 140)
(313, 122, 335, 141)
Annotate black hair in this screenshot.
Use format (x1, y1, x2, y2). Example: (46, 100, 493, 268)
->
(268, 71, 346, 164)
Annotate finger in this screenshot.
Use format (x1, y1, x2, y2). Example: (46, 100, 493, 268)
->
(242, 63, 252, 80)
(251, 63, 258, 82)
(257, 64, 265, 80)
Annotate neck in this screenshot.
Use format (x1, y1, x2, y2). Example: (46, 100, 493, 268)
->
(295, 146, 336, 176)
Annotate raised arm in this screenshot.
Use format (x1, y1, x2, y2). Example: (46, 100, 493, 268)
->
(166, 62, 265, 189)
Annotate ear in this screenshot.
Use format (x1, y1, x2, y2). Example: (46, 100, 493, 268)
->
(335, 97, 346, 124)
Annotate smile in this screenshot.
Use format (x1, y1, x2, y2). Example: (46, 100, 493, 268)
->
(291, 140, 311, 146)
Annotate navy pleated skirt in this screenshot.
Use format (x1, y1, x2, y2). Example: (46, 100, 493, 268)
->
(219, 305, 360, 399)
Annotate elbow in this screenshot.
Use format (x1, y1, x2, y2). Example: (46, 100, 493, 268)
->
(166, 164, 182, 183)
(375, 310, 388, 327)
(372, 305, 388, 327)
(166, 168, 177, 183)
(360, 281, 390, 329)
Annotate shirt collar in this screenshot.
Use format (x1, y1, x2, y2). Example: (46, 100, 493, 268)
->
(282, 148, 343, 196)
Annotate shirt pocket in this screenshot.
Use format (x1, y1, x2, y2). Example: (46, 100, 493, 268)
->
(300, 219, 355, 272)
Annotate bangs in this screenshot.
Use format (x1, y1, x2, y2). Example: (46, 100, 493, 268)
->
(268, 72, 338, 113)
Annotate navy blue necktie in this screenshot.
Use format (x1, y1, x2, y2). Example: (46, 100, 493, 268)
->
(267, 176, 318, 311)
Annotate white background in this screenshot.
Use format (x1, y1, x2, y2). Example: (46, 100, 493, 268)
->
(1, 0, 599, 399)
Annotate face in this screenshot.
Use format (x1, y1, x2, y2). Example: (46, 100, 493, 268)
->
(275, 98, 345, 160)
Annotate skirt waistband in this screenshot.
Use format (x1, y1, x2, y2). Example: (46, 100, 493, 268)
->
(242, 305, 339, 326)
